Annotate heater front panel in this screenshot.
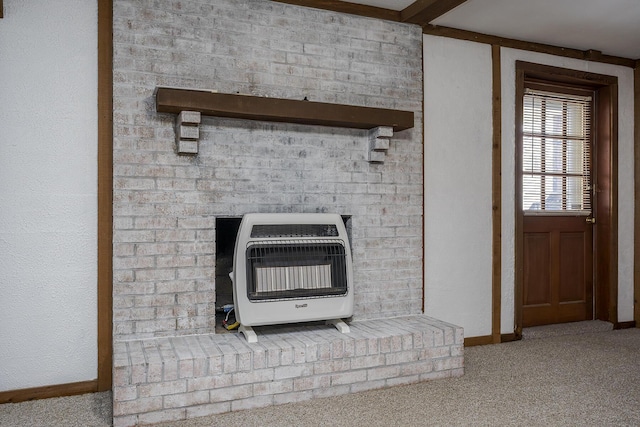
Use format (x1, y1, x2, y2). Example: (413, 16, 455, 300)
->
(231, 213, 354, 327)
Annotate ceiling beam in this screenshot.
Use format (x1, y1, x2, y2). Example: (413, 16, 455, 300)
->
(401, 0, 468, 25)
(423, 24, 637, 68)
(271, 0, 401, 22)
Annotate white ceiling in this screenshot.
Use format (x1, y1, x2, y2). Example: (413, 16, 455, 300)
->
(343, 0, 640, 59)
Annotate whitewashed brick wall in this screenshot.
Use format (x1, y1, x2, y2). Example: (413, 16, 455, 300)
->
(113, 0, 424, 340)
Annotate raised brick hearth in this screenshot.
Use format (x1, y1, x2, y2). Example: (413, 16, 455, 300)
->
(113, 316, 463, 426)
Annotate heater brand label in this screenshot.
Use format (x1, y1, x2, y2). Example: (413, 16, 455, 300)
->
(295, 303, 308, 309)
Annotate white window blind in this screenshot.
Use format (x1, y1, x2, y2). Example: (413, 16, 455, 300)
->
(522, 88, 592, 214)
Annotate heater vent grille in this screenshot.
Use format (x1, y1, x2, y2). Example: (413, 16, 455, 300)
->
(250, 224, 339, 238)
(246, 240, 348, 301)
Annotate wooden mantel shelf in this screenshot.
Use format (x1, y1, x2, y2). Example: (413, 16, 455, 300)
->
(155, 87, 414, 132)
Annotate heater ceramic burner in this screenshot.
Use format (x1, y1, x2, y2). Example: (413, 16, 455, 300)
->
(231, 213, 353, 343)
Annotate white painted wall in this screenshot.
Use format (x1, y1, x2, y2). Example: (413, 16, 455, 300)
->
(423, 35, 494, 338)
(0, 0, 97, 391)
(500, 48, 635, 332)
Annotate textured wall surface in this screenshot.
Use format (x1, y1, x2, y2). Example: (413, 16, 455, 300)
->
(423, 35, 494, 338)
(112, 0, 424, 340)
(0, 0, 98, 391)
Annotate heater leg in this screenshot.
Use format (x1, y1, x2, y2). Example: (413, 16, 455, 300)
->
(239, 325, 258, 343)
(327, 319, 350, 334)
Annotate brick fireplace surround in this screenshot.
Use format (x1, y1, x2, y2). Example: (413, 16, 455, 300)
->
(111, 1, 463, 425)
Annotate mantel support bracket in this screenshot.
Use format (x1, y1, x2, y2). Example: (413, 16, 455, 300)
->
(367, 126, 393, 163)
(175, 111, 201, 155)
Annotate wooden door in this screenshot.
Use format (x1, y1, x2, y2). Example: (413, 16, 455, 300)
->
(519, 83, 595, 327)
(522, 216, 593, 326)
(515, 62, 619, 332)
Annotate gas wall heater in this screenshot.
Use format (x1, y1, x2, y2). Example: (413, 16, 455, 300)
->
(230, 213, 353, 343)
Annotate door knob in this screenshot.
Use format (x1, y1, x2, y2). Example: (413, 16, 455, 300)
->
(586, 217, 596, 224)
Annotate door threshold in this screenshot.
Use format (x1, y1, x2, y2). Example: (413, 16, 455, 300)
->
(522, 320, 613, 340)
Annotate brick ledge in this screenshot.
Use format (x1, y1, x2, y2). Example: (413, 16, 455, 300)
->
(113, 315, 464, 426)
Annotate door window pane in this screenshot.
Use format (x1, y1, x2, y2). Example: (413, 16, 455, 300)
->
(522, 89, 591, 214)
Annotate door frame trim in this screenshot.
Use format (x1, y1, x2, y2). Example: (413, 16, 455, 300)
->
(514, 61, 618, 334)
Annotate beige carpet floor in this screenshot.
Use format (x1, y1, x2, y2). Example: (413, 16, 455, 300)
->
(1, 323, 639, 426)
